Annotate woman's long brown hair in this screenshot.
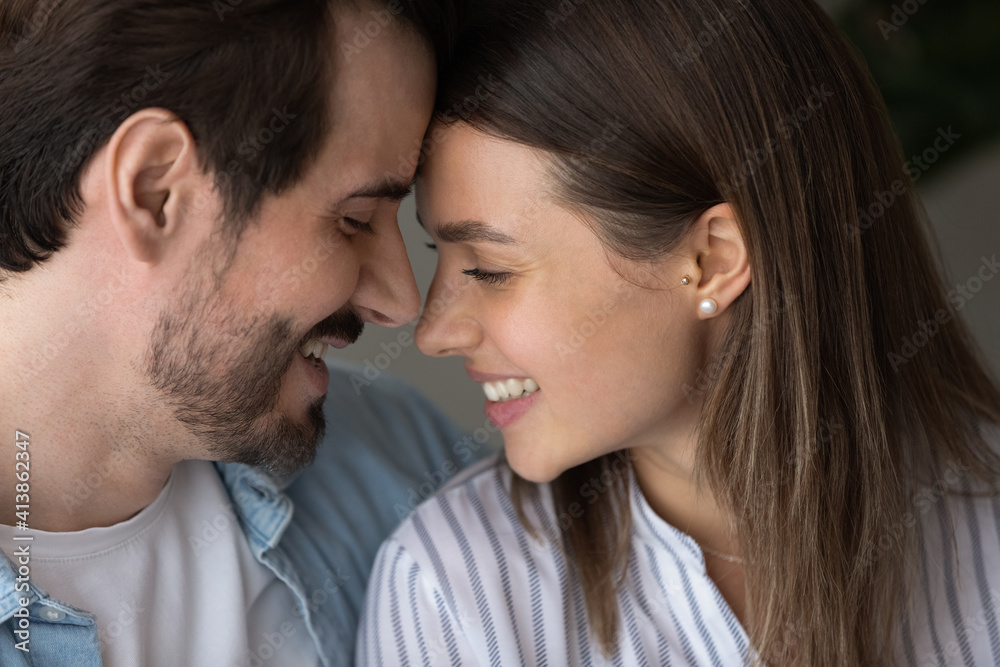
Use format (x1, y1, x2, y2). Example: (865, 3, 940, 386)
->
(435, 0, 1000, 664)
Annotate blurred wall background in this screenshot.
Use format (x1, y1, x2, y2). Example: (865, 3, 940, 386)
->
(329, 0, 1000, 437)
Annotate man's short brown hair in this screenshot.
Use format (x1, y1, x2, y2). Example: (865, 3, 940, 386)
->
(0, 0, 460, 273)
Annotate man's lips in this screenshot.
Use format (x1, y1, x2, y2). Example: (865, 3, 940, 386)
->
(319, 336, 353, 350)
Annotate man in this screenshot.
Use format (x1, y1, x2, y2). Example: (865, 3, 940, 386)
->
(0, 0, 479, 664)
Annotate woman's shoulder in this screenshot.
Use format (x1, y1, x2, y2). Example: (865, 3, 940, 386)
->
(363, 453, 578, 664)
(897, 421, 1000, 665)
(384, 452, 560, 560)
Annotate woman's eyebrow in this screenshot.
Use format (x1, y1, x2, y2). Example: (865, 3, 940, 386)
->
(416, 212, 518, 245)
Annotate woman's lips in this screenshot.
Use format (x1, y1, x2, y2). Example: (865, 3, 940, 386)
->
(484, 389, 541, 429)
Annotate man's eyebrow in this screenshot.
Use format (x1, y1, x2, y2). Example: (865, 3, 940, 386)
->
(415, 212, 518, 245)
(345, 176, 415, 202)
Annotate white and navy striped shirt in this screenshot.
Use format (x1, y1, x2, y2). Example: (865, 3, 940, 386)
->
(357, 453, 1000, 666)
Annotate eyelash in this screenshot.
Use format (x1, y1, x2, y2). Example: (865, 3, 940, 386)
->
(424, 244, 512, 286)
(462, 268, 513, 286)
(344, 217, 376, 235)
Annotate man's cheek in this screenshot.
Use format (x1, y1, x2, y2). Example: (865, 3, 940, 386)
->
(278, 265, 305, 293)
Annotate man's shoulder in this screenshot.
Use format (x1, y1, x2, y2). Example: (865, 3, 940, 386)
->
(289, 359, 487, 526)
(324, 358, 445, 427)
(251, 362, 492, 665)
(317, 359, 488, 480)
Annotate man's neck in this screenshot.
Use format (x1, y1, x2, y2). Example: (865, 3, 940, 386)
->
(1, 371, 183, 533)
(0, 249, 192, 532)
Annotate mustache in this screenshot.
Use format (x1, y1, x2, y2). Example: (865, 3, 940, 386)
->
(305, 307, 365, 345)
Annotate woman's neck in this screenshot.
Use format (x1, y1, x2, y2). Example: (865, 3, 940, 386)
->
(629, 443, 742, 562)
(630, 443, 748, 626)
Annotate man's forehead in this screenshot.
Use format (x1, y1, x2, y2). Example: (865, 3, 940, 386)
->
(313, 8, 435, 204)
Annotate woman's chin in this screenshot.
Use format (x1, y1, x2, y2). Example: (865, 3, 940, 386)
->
(505, 444, 567, 484)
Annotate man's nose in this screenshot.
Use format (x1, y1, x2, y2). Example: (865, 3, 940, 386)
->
(350, 222, 421, 327)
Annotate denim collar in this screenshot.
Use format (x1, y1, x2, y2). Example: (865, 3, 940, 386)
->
(212, 461, 303, 554)
(0, 460, 300, 623)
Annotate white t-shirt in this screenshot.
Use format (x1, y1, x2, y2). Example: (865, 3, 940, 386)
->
(0, 459, 320, 667)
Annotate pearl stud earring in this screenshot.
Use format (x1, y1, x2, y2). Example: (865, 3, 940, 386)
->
(699, 298, 718, 315)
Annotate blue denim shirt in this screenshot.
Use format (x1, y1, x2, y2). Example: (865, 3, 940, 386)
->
(0, 361, 487, 666)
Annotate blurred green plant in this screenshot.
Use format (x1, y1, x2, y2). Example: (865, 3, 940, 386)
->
(832, 0, 1000, 181)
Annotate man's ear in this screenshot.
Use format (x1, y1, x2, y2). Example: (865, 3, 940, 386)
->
(686, 203, 751, 318)
(103, 108, 205, 265)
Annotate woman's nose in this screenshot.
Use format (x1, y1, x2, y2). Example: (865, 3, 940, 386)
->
(415, 273, 482, 357)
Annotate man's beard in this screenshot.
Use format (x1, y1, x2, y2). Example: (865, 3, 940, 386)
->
(145, 275, 364, 476)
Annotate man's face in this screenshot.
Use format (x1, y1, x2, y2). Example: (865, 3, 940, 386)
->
(145, 9, 434, 475)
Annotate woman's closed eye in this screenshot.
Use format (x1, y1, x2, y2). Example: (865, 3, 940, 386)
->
(462, 267, 513, 286)
(424, 243, 514, 286)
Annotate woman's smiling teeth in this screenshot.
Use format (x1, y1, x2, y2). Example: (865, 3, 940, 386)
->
(482, 378, 540, 402)
(299, 339, 329, 361)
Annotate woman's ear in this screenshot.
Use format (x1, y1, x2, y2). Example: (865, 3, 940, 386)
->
(102, 108, 204, 265)
(686, 203, 751, 318)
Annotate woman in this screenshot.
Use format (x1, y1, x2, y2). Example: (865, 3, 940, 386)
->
(357, 0, 1000, 664)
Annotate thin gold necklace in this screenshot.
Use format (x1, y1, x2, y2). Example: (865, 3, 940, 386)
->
(699, 544, 745, 564)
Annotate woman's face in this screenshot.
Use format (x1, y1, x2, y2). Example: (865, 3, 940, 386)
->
(415, 125, 711, 483)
